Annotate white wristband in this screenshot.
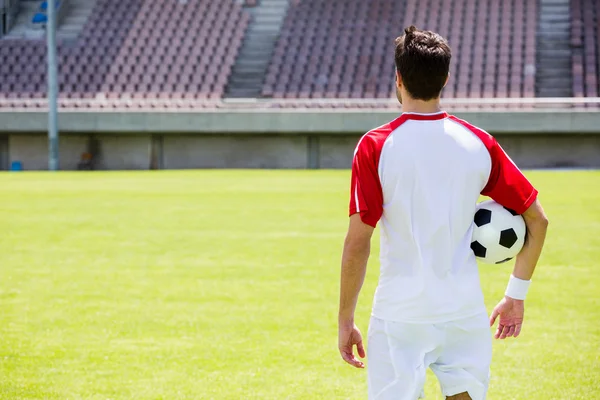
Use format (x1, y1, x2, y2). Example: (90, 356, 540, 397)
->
(505, 274, 531, 300)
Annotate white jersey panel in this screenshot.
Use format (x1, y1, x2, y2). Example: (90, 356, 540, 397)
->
(373, 116, 492, 323)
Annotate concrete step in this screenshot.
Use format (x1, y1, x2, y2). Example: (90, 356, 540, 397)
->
(537, 84, 571, 90)
(538, 24, 570, 30)
(225, 0, 289, 98)
(250, 26, 282, 33)
(537, 32, 570, 40)
(246, 31, 280, 38)
(537, 85, 571, 91)
(538, 91, 572, 97)
(536, 82, 572, 88)
(540, 11, 570, 16)
(537, 71, 572, 78)
(230, 71, 265, 78)
(239, 43, 274, 51)
(239, 51, 274, 58)
(540, 9, 570, 15)
(228, 93, 262, 98)
(537, 77, 572, 84)
(538, 57, 570, 64)
(228, 88, 262, 94)
(540, 5, 570, 11)
(230, 69, 267, 77)
(244, 36, 279, 44)
(255, 8, 287, 16)
(537, 40, 571, 47)
(230, 73, 266, 80)
(229, 81, 263, 89)
(536, 49, 571, 57)
(537, 88, 571, 94)
(253, 15, 284, 23)
(230, 77, 265, 84)
(232, 64, 267, 71)
(537, 75, 572, 83)
(232, 58, 273, 65)
(539, 23, 570, 30)
(535, 0, 572, 97)
(236, 58, 270, 67)
(539, 22, 570, 29)
(242, 43, 276, 50)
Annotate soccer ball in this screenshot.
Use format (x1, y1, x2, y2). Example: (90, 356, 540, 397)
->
(471, 200, 526, 264)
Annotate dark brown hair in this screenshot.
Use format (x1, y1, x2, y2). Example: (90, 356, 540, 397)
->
(394, 26, 451, 100)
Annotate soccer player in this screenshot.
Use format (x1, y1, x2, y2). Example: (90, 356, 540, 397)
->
(337, 26, 549, 400)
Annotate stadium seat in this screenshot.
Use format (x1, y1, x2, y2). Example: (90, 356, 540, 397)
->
(1, 0, 597, 106)
(2, 0, 250, 102)
(263, 0, 539, 99)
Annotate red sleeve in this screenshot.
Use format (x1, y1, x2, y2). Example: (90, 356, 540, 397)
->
(349, 136, 384, 227)
(482, 138, 538, 214)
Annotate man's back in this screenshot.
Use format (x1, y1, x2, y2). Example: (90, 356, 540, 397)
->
(337, 27, 548, 400)
(350, 111, 537, 323)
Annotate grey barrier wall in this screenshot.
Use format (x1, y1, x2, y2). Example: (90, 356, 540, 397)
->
(0, 109, 599, 170)
(1, 110, 600, 134)
(2, 132, 600, 170)
(162, 135, 308, 169)
(0, 135, 8, 169)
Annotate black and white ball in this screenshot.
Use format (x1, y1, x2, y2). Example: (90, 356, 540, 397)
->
(471, 200, 526, 264)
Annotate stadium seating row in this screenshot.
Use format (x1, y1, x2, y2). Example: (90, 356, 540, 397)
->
(263, 0, 537, 99)
(0, 0, 598, 102)
(0, 0, 249, 99)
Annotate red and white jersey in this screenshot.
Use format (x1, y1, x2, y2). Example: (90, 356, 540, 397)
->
(350, 111, 538, 323)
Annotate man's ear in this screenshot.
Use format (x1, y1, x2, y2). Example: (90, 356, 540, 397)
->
(443, 73, 450, 88)
(395, 70, 402, 89)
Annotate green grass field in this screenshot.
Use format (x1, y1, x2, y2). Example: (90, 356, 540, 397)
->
(0, 170, 598, 399)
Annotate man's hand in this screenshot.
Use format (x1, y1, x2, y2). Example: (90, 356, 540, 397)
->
(489, 296, 524, 339)
(338, 321, 366, 368)
(338, 214, 373, 369)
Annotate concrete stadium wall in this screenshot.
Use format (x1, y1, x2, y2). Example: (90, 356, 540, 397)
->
(162, 135, 307, 169)
(8, 134, 88, 170)
(1, 106, 598, 170)
(497, 134, 600, 168)
(3, 132, 600, 170)
(2, 110, 600, 134)
(5, 134, 152, 171)
(316, 134, 600, 169)
(96, 135, 152, 170)
(0, 135, 8, 170)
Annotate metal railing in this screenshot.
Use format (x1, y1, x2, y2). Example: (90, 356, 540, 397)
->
(1, 97, 600, 111)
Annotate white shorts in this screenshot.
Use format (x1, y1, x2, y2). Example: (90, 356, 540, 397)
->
(367, 312, 492, 400)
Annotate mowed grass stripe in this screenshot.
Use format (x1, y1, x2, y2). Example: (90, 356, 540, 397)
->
(0, 170, 598, 399)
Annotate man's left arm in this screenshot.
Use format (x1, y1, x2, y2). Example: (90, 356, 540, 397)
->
(338, 214, 374, 369)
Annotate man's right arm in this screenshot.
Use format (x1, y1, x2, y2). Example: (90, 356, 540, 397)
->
(513, 198, 549, 281)
(489, 198, 548, 339)
(475, 135, 549, 339)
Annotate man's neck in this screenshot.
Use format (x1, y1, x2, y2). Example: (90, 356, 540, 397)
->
(401, 98, 442, 114)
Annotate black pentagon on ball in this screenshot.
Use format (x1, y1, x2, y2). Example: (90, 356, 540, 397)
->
(499, 228, 518, 248)
(504, 206, 518, 216)
(496, 257, 513, 264)
(470, 241, 487, 258)
(474, 208, 492, 227)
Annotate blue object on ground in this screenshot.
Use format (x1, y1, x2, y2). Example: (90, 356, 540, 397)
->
(32, 13, 47, 24)
(40, 1, 60, 11)
(10, 161, 23, 171)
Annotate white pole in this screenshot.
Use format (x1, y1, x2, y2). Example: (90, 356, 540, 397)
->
(47, 0, 59, 171)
